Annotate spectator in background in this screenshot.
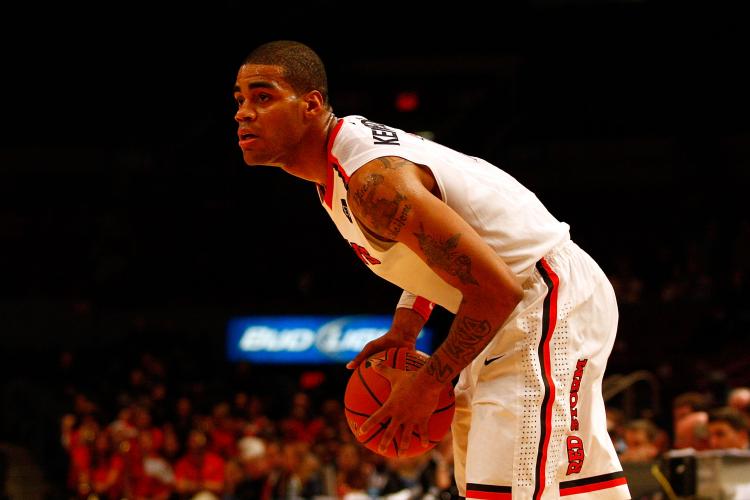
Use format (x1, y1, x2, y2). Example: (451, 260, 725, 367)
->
(88, 430, 125, 500)
(334, 442, 370, 499)
(207, 402, 238, 459)
(280, 392, 324, 444)
(674, 411, 710, 451)
(673, 392, 710, 424)
(672, 391, 711, 450)
(728, 387, 750, 420)
(242, 395, 275, 440)
(293, 450, 325, 498)
(378, 453, 433, 498)
(174, 429, 225, 498)
(619, 419, 661, 463)
(425, 431, 459, 499)
(172, 396, 195, 447)
(231, 436, 271, 499)
(133, 430, 174, 500)
(707, 407, 750, 450)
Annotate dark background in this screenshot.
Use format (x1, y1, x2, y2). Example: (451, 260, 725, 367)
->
(1, 0, 749, 489)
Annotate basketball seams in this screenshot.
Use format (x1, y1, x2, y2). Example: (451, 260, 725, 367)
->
(345, 347, 455, 458)
(344, 406, 371, 418)
(356, 364, 384, 406)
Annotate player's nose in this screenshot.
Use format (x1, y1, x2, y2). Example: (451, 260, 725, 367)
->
(235, 104, 257, 122)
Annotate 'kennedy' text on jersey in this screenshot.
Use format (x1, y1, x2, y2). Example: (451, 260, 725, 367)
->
(361, 118, 400, 146)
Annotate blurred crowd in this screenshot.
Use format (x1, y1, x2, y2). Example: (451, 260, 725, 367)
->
(609, 389, 750, 464)
(47, 347, 749, 500)
(55, 352, 458, 500)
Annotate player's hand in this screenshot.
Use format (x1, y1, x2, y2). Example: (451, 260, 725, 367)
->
(346, 331, 414, 370)
(357, 362, 442, 454)
(347, 307, 425, 370)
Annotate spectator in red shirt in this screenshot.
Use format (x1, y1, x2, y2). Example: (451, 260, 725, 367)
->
(133, 430, 174, 500)
(174, 429, 225, 497)
(280, 392, 324, 444)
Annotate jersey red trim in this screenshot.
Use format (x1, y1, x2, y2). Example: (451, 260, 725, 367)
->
(323, 118, 345, 209)
(559, 471, 628, 496)
(465, 483, 512, 499)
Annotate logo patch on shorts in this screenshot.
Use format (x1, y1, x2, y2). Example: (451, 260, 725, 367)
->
(483, 354, 505, 366)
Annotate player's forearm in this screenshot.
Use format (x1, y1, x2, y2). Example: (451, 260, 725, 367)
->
(418, 291, 520, 386)
(391, 306, 427, 344)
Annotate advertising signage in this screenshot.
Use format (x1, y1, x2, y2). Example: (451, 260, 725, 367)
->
(227, 315, 433, 364)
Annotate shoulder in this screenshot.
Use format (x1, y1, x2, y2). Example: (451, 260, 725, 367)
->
(347, 157, 420, 197)
(347, 156, 438, 204)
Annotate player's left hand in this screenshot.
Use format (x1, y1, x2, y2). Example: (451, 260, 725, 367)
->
(357, 361, 443, 454)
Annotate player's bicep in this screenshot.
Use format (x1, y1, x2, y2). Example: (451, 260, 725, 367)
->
(348, 157, 519, 299)
(347, 156, 417, 241)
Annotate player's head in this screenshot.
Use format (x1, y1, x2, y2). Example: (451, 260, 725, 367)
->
(234, 41, 331, 167)
(243, 40, 329, 107)
(707, 406, 749, 450)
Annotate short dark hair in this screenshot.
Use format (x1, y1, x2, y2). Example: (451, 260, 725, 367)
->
(709, 406, 749, 432)
(244, 40, 328, 105)
(673, 392, 710, 412)
(624, 418, 659, 442)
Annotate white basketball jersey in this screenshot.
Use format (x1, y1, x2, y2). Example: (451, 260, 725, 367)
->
(319, 116, 570, 313)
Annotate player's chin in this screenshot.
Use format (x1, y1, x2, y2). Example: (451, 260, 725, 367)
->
(242, 152, 267, 167)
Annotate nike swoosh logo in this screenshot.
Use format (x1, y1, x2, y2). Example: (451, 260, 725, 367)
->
(484, 354, 505, 366)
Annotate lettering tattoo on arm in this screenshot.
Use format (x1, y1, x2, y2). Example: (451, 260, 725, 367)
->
(353, 173, 412, 239)
(425, 353, 455, 384)
(443, 316, 493, 364)
(413, 223, 479, 285)
(424, 314, 494, 384)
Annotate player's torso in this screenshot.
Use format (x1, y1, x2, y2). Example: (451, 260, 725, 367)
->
(318, 116, 570, 313)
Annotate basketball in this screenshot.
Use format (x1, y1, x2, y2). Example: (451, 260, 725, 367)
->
(344, 347, 455, 458)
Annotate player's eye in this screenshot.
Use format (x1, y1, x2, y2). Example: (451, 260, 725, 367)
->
(234, 95, 244, 107)
(256, 93, 271, 103)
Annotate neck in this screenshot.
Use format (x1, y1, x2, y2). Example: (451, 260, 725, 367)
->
(282, 111, 336, 185)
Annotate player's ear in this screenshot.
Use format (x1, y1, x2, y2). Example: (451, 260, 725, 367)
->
(302, 90, 326, 115)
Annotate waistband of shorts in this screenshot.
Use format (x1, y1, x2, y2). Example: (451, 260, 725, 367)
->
(542, 235, 573, 262)
(519, 237, 572, 288)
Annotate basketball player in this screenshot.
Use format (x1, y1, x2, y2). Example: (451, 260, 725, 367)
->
(234, 40, 630, 499)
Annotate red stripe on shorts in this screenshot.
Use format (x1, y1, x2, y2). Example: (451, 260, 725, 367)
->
(532, 257, 559, 500)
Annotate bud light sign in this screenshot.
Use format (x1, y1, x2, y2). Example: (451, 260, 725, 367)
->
(227, 315, 432, 364)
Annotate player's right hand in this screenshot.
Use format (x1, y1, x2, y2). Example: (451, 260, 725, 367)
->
(346, 332, 414, 370)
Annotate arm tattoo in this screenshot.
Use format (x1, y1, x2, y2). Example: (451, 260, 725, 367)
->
(353, 173, 411, 239)
(413, 223, 479, 285)
(443, 315, 493, 364)
(425, 315, 494, 384)
(377, 157, 412, 170)
(425, 353, 455, 384)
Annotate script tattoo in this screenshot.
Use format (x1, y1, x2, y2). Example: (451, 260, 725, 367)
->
(443, 315, 493, 364)
(353, 173, 411, 239)
(425, 353, 455, 384)
(377, 157, 412, 170)
(413, 224, 479, 285)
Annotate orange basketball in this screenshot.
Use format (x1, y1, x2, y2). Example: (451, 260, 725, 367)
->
(344, 347, 455, 458)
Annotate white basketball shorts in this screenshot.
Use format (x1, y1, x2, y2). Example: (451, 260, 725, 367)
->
(452, 240, 630, 499)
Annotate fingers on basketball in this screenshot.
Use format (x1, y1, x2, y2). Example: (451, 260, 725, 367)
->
(344, 347, 455, 458)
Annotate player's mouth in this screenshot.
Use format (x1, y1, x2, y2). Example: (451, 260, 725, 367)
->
(238, 131, 259, 149)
